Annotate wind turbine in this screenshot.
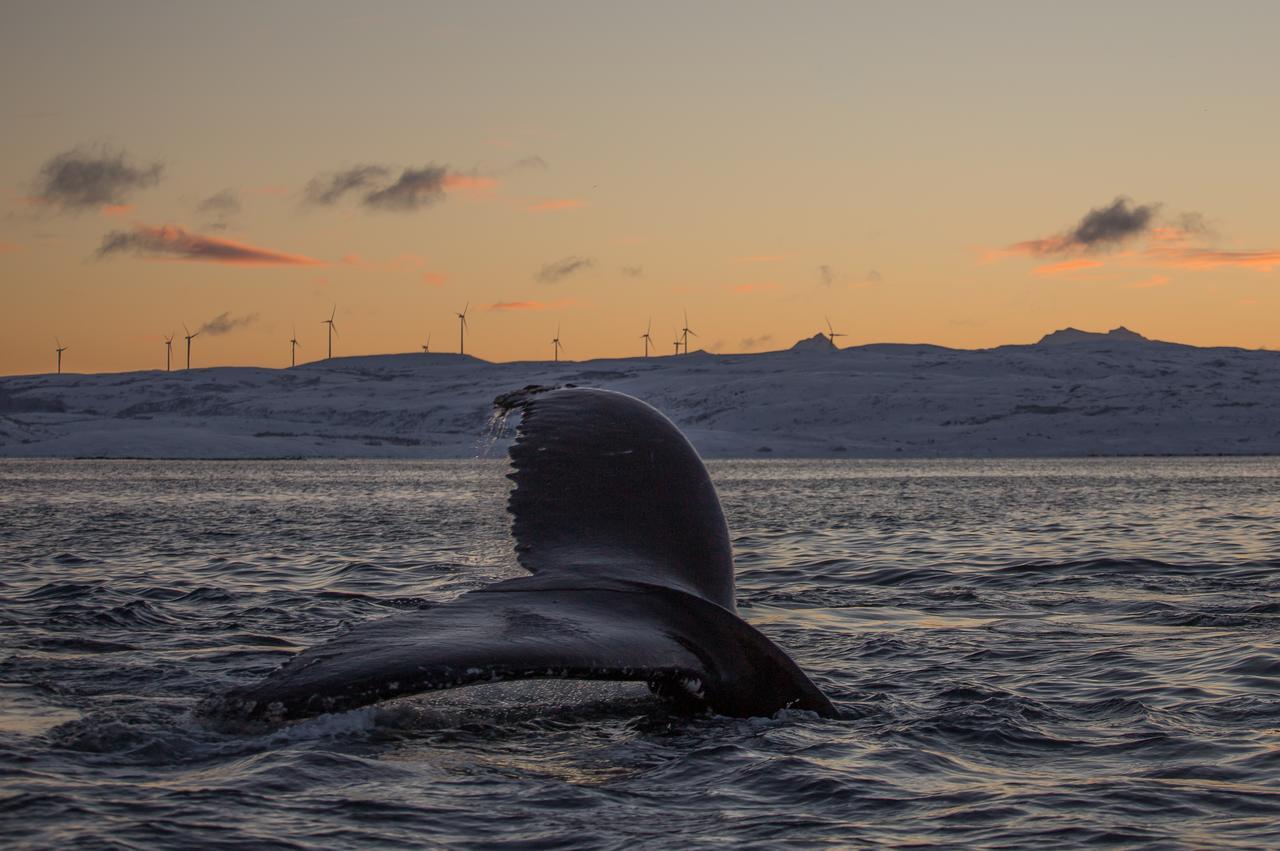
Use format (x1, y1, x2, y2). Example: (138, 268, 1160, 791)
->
(551, 324, 563, 362)
(290, 326, 300, 367)
(322, 306, 338, 359)
(55, 338, 67, 374)
(825, 316, 847, 347)
(680, 309, 698, 355)
(640, 318, 653, 358)
(422, 332, 431, 354)
(183, 324, 199, 370)
(163, 333, 173, 372)
(457, 303, 469, 355)
(672, 329, 681, 357)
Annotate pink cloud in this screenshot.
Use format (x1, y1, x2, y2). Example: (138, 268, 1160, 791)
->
(730, 282, 781, 294)
(0, 241, 23, 254)
(1144, 247, 1280, 272)
(340, 252, 428, 273)
(101, 203, 133, 218)
(1130, 274, 1171, 289)
(528, 198, 587, 212)
(488, 300, 549, 311)
(1033, 258, 1105, 276)
(422, 272, 446, 287)
(444, 174, 499, 193)
(486, 298, 575, 311)
(96, 224, 324, 267)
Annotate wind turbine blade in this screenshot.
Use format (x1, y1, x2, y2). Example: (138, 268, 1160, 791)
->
(330, 305, 336, 321)
(183, 323, 190, 335)
(462, 302, 469, 317)
(331, 324, 339, 337)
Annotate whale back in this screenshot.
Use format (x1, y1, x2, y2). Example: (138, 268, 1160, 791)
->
(499, 386, 735, 610)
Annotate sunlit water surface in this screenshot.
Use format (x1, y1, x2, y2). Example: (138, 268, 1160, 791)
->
(1, 458, 1278, 847)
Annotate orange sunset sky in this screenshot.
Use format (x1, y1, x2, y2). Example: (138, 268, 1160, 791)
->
(2, 1, 1278, 375)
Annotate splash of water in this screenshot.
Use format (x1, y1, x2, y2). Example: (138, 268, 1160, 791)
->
(474, 406, 514, 459)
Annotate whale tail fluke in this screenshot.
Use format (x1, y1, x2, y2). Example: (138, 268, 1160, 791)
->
(206, 386, 835, 725)
(497, 385, 737, 610)
(205, 578, 834, 724)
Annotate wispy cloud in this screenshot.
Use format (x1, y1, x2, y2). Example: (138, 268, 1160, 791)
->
(1009, 197, 1159, 256)
(740, 334, 773, 350)
(1033, 258, 1105, 276)
(536, 255, 595, 283)
(621, 265, 643, 278)
(303, 165, 389, 206)
(422, 271, 446, 287)
(198, 311, 257, 336)
(818, 265, 834, 287)
(528, 198, 587, 212)
(32, 144, 163, 212)
(1143, 247, 1280, 272)
(730, 282, 780, 294)
(339, 252, 426, 272)
(364, 165, 449, 211)
(443, 173, 498, 192)
(510, 155, 549, 171)
(990, 199, 1279, 277)
(196, 189, 242, 229)
(95, 224, 324, 266)
(488, 300, 550, 311)
(303, 163, 500, 212)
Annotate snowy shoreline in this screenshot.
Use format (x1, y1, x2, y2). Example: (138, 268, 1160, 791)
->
(4, 330, 1277, 460)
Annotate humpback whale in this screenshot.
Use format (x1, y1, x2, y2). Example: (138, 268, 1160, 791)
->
(209, 386, 836, 723)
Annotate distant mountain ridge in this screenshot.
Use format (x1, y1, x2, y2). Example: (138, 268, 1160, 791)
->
(1036, 326, 1150, 346)
(790, 333, 839, 353)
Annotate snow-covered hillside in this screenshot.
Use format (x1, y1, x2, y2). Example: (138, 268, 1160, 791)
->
(2, 330, 1277, 458)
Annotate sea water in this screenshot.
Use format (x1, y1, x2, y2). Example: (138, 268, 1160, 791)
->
(1, 458, 1277, 847)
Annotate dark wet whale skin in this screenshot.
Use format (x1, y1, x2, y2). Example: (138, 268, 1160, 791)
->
(208, 386, 836, 723)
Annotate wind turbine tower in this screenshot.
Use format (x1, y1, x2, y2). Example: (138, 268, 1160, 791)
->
(164, 333, 173, 372)
(457, 303, 469, 355)
(290, 326, 300, 367)
(55, 339, 67, 374)
(673, 329, 681, 357)
(680, 310, 698, 355)
(641, 318, 653, 357)
(322, 306, 338, 359)
(183, 324, 199, 370)
(551, 324, 563, 362)
(825, 316, 847, 347)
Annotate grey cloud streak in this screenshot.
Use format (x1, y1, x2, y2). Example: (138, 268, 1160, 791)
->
(33, 144, 163, 211)
(198, 312, 257, 336)
(536, 256, 595, 283)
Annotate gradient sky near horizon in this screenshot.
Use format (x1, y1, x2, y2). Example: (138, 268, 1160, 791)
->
(3, 0, 1278, 375)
